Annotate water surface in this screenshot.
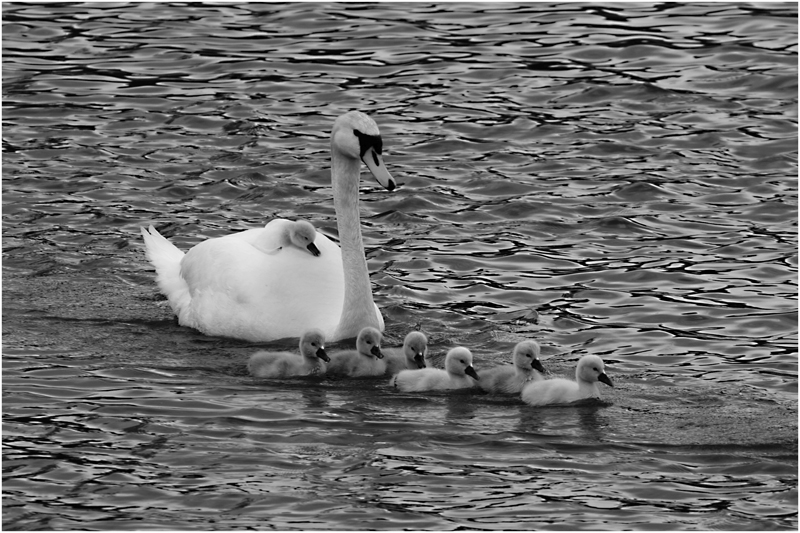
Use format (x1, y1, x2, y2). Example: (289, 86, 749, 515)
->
(3, 2, 797, 530)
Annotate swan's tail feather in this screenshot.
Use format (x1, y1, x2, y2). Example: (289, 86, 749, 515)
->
(141, 225, 191, 316)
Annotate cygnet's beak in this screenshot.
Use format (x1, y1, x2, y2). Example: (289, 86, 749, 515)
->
(414, 353, 426, 369)
(598, 373, 613, 387)
(316, 347, 330, 362)
(361, 146, 396, 191)
(370, 345, 383, 359)
(465, 365, 479, 381)
(307, 243, 321, 257)
(531, 359, 545, 373)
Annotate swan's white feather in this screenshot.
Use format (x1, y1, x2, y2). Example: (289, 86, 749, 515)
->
(176, 223, 345, 341)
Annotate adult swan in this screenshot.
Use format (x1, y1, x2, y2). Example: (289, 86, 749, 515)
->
(141, 111, 396, 342)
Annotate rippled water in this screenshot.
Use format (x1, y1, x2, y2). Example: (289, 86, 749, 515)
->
(3, 2, 798, 530)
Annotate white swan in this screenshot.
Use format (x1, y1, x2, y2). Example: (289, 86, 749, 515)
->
(326, 326, 386, 377)
(521, 354, 613, 406)
(384, 331, 428, 376)
(477, 340, 545, 394)
(248, 329, 329, 378)
(391, 347, 479, 392)
(141, 111, 396, 342)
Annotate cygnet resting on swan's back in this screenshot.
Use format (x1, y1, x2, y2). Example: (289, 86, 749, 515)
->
(326, 327, 386, 378)
(384, 331, 428, 376)
(247, 219, 320, 256)
(477, 340, 545, 394)
(248, 329, 329, 378)
(391, 347, 479, 392)
(521, 354, 613, 406)
(141, 111, 396, 342)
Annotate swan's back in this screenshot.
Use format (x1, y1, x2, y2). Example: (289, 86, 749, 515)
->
(520, 377, 581, 406)
(249, 350, 307, 378)
(326, 350, 386, 377)
(391, 367, 450, 391)
(178, 227, 345, 341)
(478, 366, 527, 394)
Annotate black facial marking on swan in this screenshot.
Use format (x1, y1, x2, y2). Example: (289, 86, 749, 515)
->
(353, 129, 383, 158)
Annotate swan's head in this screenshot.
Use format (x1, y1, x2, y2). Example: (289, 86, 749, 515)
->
(290, 220, 320, 257)
(331, 111, 396, 191)
(576, 354, 613, 387)
(300, 329, 329, 362)
(445, 347, 479, 381)
(356, 326, 383, 359)
(513, 340, 545, 373)
(403, 331, 428, 369)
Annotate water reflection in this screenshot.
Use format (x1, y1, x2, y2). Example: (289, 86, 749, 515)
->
(300, 383, 329, 410)
(443, 391, 480, 422)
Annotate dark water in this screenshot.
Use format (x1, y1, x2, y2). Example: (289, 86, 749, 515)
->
(3, 2, 797, 530)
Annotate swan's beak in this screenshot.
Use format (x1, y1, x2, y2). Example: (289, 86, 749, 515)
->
(414, 353, 426, 369)
(465, 365, 479, 381)
(361, 147, 396, 191)
(371, 345, 384, 359)
(307, 243, 321, 257)
(598, 373, 613, 387)
(532, 359, 545, 373)
(316, 347, 330, 363)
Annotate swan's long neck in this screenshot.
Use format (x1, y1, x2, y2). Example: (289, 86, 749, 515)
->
(332, 151, 380, 339)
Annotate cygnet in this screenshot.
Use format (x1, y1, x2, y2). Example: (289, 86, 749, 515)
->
(253, 219, 320, 257)
(521, 354, 613, 406)
(391, 347, 479, 392)
(478, 340, 545, 394)
(248, 329, 329, 378)
(384, 331, 428, 376)
(326, 327, 386, 377)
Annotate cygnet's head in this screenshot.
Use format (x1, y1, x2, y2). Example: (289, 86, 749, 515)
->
(356, 327, 383, 359)
(445, 347, 479, 380)
(576, 354, 613, 387)
(300, 329, 329, 362)
(403, 331, 427, 369)
(513, 340, 545, 373)
(331, 111, 396, 191)
(290, 220, 320, 257)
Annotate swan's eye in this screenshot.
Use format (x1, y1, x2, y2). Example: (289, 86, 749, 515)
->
(353, 128, 383, 157)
